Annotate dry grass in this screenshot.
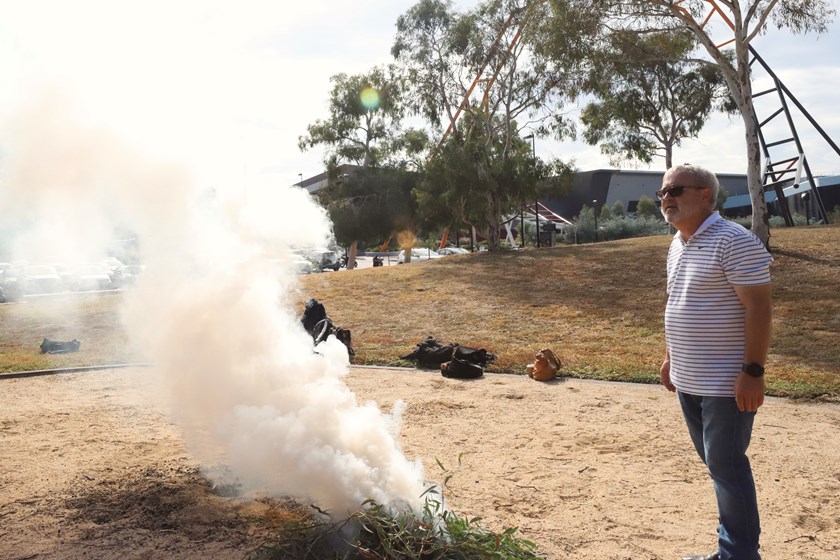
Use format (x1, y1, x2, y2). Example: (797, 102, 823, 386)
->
(299, 225, 840, 399)
(302, 236, 667, 379)
(0, 291, 138, 372)
(1, 226, 838, 399)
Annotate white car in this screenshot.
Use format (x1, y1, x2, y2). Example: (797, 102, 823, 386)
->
(291, 251, 317, 274)
(66, 263, 114, 291)
(437, 247, 470, 256)
(22, 264, 64, 294)
(100, 257, 124, 272)
(397, 248, 442, 264)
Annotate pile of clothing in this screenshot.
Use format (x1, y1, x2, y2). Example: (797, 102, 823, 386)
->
(400, 336, 495, 379)
(39, 338, 81, 354)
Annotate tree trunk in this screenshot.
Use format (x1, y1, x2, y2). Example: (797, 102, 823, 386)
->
(485, 191, 502, 251)
(742, 108, 770, 246)
(664, 142, 673, 170)
(348, 240, 358, 269)
(730, 37, 770, 246)
(659, 1, 771, 246)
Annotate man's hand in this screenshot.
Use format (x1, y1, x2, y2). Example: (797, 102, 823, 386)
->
(660, 359, 675, 392)
(735, 373, 765, 412)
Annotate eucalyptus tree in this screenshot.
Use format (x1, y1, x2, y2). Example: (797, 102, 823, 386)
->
(319, 167, 419, 251)
(541, 0, 835, 245)
(580, 30, 732, 169)
(392, 0, 577, 250)
(299, 65, 428, 265)
(419, 113, 574, 249)
(299, 65, 424, 170)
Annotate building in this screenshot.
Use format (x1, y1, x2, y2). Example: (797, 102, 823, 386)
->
(540, 168, 839, 221)
(295, 164, 362, 194)
(298, 165, 839, 224)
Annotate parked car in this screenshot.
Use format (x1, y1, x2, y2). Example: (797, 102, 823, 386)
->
(22, 264, 64, 294)
(65, 263, 114, 291)
(100, 256, 124, 272)
(291, 250, 317, 274)
(0, 263, 12, 302)
(308, 248, 342, 271)
(110, 264, 145, 288)
(0, 263, 25, 300)
(397, 248, 441, 264)
(437, 247, 470, 256)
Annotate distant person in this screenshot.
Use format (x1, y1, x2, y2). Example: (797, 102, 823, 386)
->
(658, 164, 772, 560)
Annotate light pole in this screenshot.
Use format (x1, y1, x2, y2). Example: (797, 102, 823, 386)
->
(592, 199, 598, 242)
(523, 133, 538, 248)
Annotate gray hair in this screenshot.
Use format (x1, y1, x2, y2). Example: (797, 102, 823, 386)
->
(665, 163, 720, 208)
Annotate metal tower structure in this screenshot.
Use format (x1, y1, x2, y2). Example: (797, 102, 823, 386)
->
(680, 0, 838, 224)
(748, 47, 836, 225)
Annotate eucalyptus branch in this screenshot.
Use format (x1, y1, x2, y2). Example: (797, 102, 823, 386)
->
(746, 0, 781, 43)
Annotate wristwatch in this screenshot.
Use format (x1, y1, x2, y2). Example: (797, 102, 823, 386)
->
(741, 362, 765, 378)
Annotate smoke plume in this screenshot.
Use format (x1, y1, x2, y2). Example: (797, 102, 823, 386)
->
(0, 94, 425, 518)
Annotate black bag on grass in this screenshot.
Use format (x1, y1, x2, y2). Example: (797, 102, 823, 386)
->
(301, 299, 327, 335)
(400, 337, 456, 367)
(441, 358, 483, 379)
(312, 318, 355, 356)
(416, 344, 456, 366)
(453, 345, 490, 367)
(40, 338, 81, 354)
(301, 299, 355, 356)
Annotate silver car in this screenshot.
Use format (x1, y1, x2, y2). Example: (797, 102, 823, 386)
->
(397, 248, 442, 264)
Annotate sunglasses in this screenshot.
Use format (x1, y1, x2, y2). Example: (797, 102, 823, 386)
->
(655, 185, 706, 200)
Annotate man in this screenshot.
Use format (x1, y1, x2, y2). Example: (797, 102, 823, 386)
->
(658, 164, 773, 560)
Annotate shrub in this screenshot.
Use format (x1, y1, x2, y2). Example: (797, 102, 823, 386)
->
(733, 213, 811, 229)
(562, 207, 667, 244)
(564, 205, 596, 243)
(598, 216, 668, 242)
(636, 195, 659, 219)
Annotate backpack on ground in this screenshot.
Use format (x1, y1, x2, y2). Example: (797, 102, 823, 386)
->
(441, 358, 483, 379)
(300, 299, 354, 356)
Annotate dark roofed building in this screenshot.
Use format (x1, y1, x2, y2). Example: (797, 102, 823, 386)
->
(540, 169, 749, 219)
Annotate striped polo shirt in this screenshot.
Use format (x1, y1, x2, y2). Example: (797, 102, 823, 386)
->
(665, 212, 772, 397)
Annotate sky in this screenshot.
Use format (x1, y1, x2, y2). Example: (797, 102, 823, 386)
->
(1, 0, 839, 192)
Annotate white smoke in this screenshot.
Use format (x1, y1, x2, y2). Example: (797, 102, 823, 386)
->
(119, 162, 427, 516)
(0, 93, 425, 518)
(0, 0, 427, 518)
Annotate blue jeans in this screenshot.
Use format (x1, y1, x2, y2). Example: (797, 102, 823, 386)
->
(678, 392, 761, 560)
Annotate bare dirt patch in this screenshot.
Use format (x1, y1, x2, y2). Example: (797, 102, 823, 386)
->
(1, 366, 839, 560)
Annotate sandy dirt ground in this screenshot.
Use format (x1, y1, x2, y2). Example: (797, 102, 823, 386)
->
(1, 366, 838, 560)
